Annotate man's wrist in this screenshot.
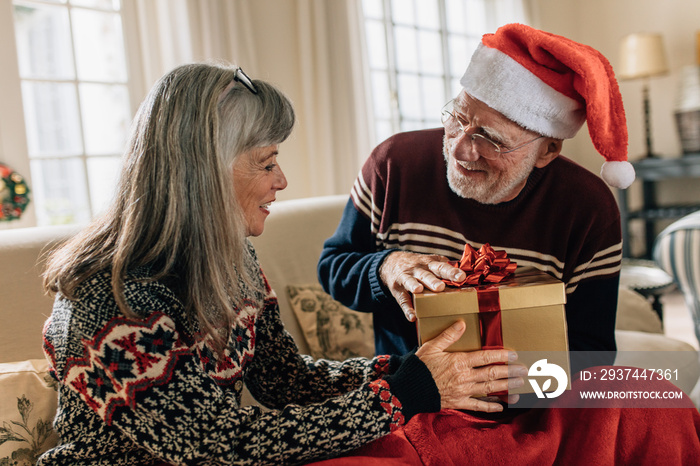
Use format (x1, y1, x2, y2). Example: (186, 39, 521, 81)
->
(368, 249, 398, 304)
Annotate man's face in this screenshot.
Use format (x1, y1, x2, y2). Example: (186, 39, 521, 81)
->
(443, 91, 547, 204)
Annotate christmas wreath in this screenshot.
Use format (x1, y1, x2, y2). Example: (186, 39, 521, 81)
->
(0, 162, 31, 221)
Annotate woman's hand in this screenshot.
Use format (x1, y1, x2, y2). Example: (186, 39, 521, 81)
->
(379, 251, 466, 322)
(415, 320, 527, 412)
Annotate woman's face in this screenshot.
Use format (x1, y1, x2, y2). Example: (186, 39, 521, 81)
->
(232, 144, 288, 237)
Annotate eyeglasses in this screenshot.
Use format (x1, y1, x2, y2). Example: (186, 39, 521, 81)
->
(233, 67, 258, 94)
(440, 100, 543, 159)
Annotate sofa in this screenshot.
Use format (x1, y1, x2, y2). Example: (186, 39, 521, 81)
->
(1, 194, 699, 463)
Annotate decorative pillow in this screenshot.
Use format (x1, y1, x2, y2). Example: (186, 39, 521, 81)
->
(287, 284, 375, 360)
(0, 359, 58, 465)
(616, 286, 664, 334)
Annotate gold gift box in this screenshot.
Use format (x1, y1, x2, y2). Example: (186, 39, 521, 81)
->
(413, 267, 571, 395)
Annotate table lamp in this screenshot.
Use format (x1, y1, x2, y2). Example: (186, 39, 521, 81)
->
(619, 33, 669, 158)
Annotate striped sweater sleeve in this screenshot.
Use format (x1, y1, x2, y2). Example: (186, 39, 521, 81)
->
(318, 136, 401, 314)
(317, 198, 396, 314)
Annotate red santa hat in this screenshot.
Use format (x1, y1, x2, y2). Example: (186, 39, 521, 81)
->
(460, 23, 635, 189)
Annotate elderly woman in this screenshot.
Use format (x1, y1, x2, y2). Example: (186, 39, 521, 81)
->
(39, 63, 524, 465)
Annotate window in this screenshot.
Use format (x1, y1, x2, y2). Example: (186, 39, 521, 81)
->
(361, 0, 529, 146)
(12, 0, 131, 225)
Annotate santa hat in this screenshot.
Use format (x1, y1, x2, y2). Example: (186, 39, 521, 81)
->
(460, 23, 635, 189)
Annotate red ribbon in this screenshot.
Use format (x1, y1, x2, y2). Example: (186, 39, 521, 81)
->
(441, 243, 517, 352)
(443, 243, 517, 287)
(476, 288, 504, 350)
(440, 244, 517, 396)
(478, 287, 507, 395)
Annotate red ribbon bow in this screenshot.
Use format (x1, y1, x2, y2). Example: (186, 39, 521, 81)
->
(443, 243, 517, 287)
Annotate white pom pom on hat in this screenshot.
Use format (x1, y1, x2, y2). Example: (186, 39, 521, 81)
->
(460, 23, 635, 189)
(601, 161, 636, 189)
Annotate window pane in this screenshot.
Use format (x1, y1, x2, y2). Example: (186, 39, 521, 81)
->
(424, 117, 442, 129)
(362, 0, 529, 148)
(71, 8, 127, 82)
(448, 34, 481, 79)
(448, 34, 468, 78)
(418, 30, 443, 73)
(451, 77, 462, 98)
(391, 0, 415, 25)
(69, 0, 120, 10)
(394, 26, 418, 72)
(370, 71, 392, 119)
(30, 158, 90, 225)
(13, 2, 75, 80)
(365, 19, 388, 69)
(494, 0, 527, 25)
(415, 0, 440, 30)
(362, 0, 384, 19)
(80, 83, 130, 155)
(22, 81, 83, 157)
(421, 76, 445, 119)
(375, 120, 393, 144)
(400, 119, 423, 132)
(465, 0, 489, 35)
(445, 0, 466, 34)
(86, 156, 120, 215)
(397, 73, 421, 119)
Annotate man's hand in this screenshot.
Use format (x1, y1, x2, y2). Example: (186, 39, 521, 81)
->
(416, 320, 526, 412)
(379, 250, 466, 321)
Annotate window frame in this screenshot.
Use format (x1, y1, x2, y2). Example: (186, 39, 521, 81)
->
(359, 0, 530, 147)
(0, 0, 144, 228)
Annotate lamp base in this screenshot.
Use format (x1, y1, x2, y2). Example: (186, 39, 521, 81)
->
(643, 84, 655, 158)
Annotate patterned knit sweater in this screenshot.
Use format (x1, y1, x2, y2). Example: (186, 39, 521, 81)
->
(318, 128, 622, 359)
(39, 243, 439, 465)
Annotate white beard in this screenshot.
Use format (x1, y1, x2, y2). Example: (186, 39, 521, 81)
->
(443, 137, 539, 204)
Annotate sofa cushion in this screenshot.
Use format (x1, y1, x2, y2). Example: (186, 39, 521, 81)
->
(249, 195, 349, 355)
(0, 359, 58, 465)
(616, 286, 663, 334)
(287, 283, 374, 360)
(0, 224, 82, 363)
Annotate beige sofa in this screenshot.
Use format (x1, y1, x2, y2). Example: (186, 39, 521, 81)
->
(1, 194, 699, 461)
(0, 195, 347, 364)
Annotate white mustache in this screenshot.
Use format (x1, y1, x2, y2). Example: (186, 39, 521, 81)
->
(455, 160, 486, 171)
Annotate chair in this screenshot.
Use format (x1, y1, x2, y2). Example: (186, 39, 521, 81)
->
(653, 209, 700, 345)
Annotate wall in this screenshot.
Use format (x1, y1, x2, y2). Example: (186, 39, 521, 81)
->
(0, 2, 35, 228)
(533, 0, 700, 255)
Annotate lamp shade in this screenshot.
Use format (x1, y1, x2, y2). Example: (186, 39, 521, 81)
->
(619, 33, 669, 79)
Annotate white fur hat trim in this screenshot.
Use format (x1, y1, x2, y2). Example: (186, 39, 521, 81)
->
(460, 44, 586, 139)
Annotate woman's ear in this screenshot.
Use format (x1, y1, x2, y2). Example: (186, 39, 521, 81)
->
(534, 139, 563, 168)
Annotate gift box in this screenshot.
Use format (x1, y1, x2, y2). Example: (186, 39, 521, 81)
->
(413, 264, 571, 395)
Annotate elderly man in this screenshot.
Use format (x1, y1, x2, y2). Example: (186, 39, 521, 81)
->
(318, 23, 634, 362)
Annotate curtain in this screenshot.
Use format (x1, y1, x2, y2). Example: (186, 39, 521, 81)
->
(123, 0, 371, 199)
(123, 0, 257, 94)
(294, 0, 372, 196)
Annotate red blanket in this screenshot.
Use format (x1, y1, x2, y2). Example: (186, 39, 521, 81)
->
(311, 368, 700, 465)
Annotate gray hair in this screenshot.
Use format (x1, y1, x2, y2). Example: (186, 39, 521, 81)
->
(44, 62, 295, 351)
(218, 78, 295, 167)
